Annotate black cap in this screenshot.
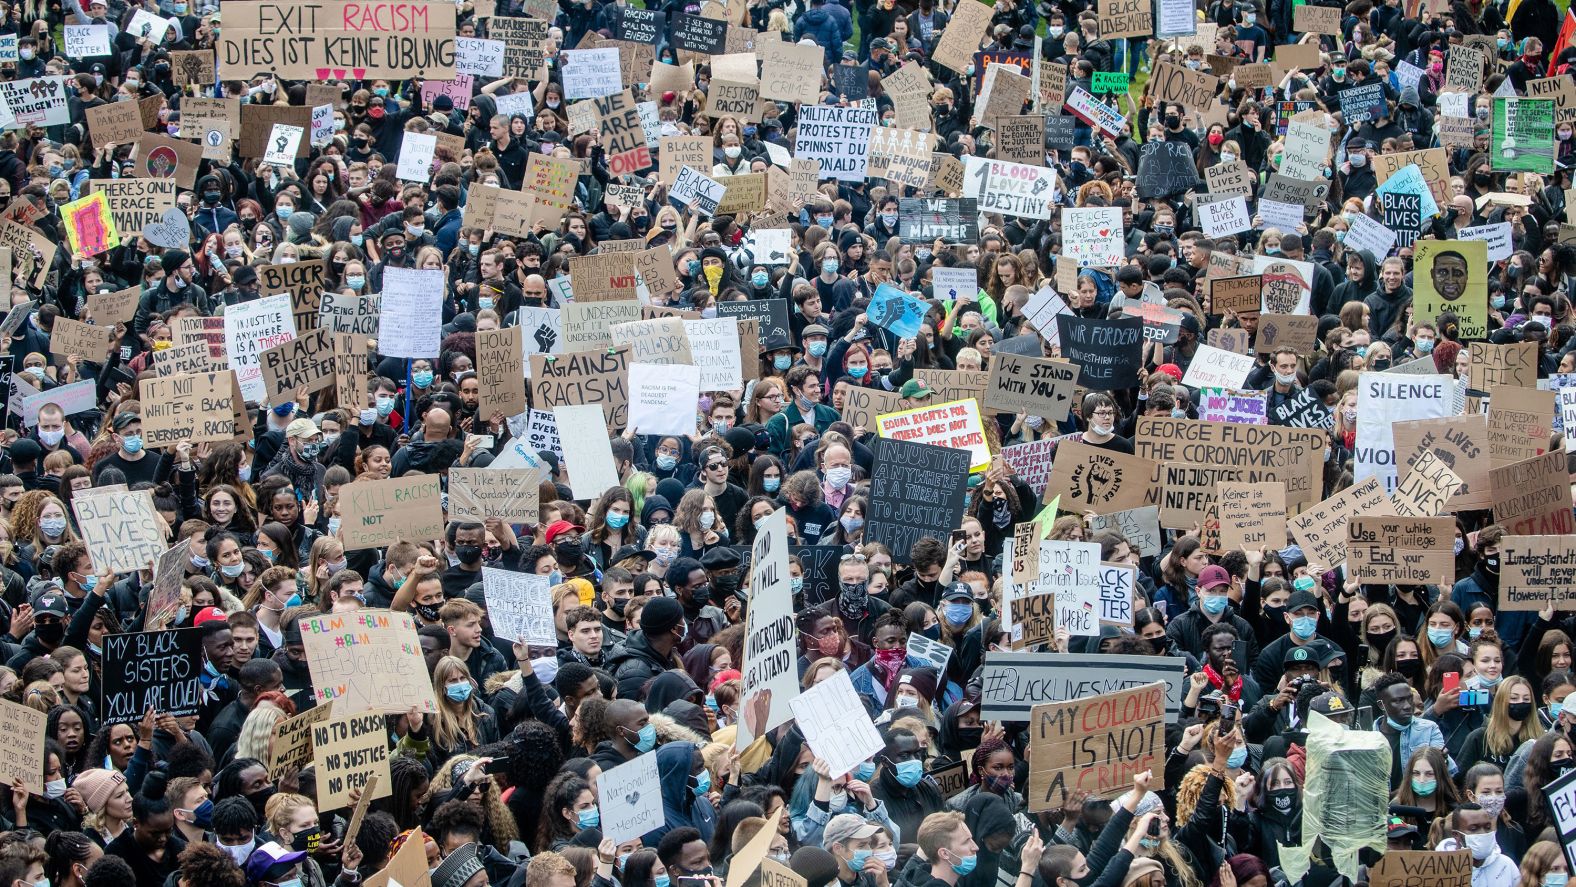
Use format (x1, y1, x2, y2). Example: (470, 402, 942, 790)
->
(10, 438, 41, 463)
(699, 547, 742, 570)
(232, 265, 258, 286)
(1286, 589, 1320, 612)
(641, 596, 685, 634)
(112, 412, 141, 431)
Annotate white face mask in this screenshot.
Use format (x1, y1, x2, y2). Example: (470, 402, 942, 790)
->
(221, 838, 256, 865)
(1462, 831, 1498, 861)
(43, 778, 66, 798)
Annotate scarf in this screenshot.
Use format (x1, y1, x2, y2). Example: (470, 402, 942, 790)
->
(1203, 663, 1242, 701)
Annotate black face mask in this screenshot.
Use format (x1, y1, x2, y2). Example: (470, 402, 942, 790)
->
(455, 544, 483, 564)
(609, 598, 628, 617)
(1368, 628, 1396, 654)
(690, 584, 711, 607)
(713, 573, 740, 598)
(34, 622, 63, 645)
(413, 602, 442, 622)
(1396, 658, 1423, 680)
(1509, 701, 1535, 722)
(956, 726, 984, 747)
(247, 786, 276, 820)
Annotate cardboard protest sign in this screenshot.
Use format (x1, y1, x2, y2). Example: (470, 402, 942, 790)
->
(793, 105, 876, 182)
(866, 437, 971, 563)
(448, 468, 540, 524)
(48, 317, 112, 360)
(1490, 450, 1575, 536)
(1368, 851, 1471, 887)
(1468, 341, 1539, 413)
(758, 39, 822, 104)
(361, 825, 431, 887)
(1256, 314, 1321, 356)
(1044, 441, 1157, 513)
(86, 100, 147, 147)
(1216, 482, 1287, 551)
(1087, 506, 1162, 558)
(1347, 516, 1454, 585)
(1181, 345, 1257, 390)
(139, 371, 238, 446)
(978, 652, 1187, 722)
(1528, 75, 1576, 125)
(933, 0, 991, 72)
(530, 346, 631, 430)
(1056, 315, 1143, 390)
(0, 698, 45, 795)
(86, 177, 179, 245)
(1501, 535, 1576, 610)
(963, 156, 1058, 219)
(260, 328, 335, 402)
(268, 701, 335, 778)
(475, 326, 527, 418)
(313, 711, 393, 811)
(1487, 385, 1554, 465)
(1027, 682, 1166, 810)
(984, 353, 1077, 420)
(87, 286, 140, 327)
(1287, 477, 1395, 568)
(1137, 417, 1327, 511)
(300, 610, 439, 715)
(220, 0, 459, 80)
(101, 628, 203, 723)
(1391, 449, 1465, 518)
(338, 475, 444, 550)
(842, 386, 907, 431)
(481, 567, 554, 646)
(74, 489, 166, 574)
(1099, 0, 1152, 37)
(1393, 415, 1491, 511)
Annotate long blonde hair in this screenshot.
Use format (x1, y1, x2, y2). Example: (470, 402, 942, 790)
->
(431, 656, 480, 753)
(237, 698, 291, 765)
(1484, 675, 1541, 756)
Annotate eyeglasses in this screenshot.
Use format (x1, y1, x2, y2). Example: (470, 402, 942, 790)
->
(706, 461, 727, 471)
(840, 553, 867, 563)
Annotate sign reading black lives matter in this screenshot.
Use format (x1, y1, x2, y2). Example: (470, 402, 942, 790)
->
(101, 628, 204, 723)
(1056, 315, 1143, 390)
(899, 198, 979, 243)
(867, 437, 971, 564)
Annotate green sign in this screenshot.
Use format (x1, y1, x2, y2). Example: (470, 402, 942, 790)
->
(1491, 96, 1555, 174)
(1092, 71, 1129, 94)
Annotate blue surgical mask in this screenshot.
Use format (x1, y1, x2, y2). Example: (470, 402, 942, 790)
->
(469, 243, 480, 256)
(1416, 338, 1435, 354)
(81, 574, 98, 593)
(376, 395, 397, 417)
(1291, 615, 1318, 639)
(221, 562, 244, 578)
(893, 759, 925, 786)
(951, 855, 978, 876)
(1492, 295, 1507, 310)
(656, 454, 678, 471)
(446, 682, 473, 702)
(855, 761, 877, 781)
(1227, 746, 1247, 768)
(1427, 627, 1455, 648)
(413, 370, 434, 388)
(850, 366, 868, 379)
(374, 87, 390, 97)
(944, 602, 972, 624)
(576, 808, 601, 829)
(763, 477, 781, 493)
(656, 875, 672, 887)
(607, 512, 630, 529)
(816, 216, 833, 228)
(822, 259, 839, 274)
(773, 354, 793, 371)
(1201, 594, 1230, 615)
(691, 771, 711, 795)
(1553, 701, 1566, 720)
(790, 576, 803, 594)
(1546, 875, 1568, 887)
(347, 275, 365, 291)
(277, 207, 294, 221)
(631, 723, 658, 752)
(286, 592, 302, 607)
(351, 233, 365, 247)
(40, 518, 66, 538)
(1411, 778, 1436, 797)
(1469, 626, 1484, 640)
(479, 297, 495, 310)
(808, 341, 828, 358)
(261, 549, 276, 562)
(752, 271, 770, 287)
(851, 851, 872, 871)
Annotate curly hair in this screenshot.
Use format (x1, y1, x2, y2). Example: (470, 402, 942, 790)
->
(177, 841, 245, 887)
(428, 752, 520, 853)
(503, 721, 565, 851)
(1176, 762, 1237, 823)
(10, 489, 75, 551)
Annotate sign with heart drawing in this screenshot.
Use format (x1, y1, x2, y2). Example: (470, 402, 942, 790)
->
(1063, 206, 1125, 267)
(142, 207, 190, 250)
(597, 750, 664, 843)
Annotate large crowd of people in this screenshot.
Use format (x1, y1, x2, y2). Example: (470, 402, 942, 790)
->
(0, 0, 1566, 885)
